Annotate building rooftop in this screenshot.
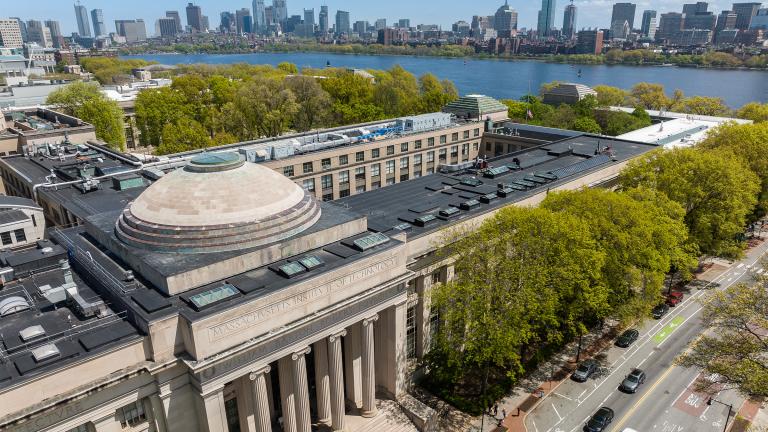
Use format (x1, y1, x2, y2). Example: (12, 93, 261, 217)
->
(443, 94, 509, 119)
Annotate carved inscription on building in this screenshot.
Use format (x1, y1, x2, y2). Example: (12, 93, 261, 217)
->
(207, 257, 397, 341)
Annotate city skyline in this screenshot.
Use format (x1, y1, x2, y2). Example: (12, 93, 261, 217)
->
(5, 0, 756, 36)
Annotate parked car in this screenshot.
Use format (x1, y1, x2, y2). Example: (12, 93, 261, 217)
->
(584, 407, 615, 432)
(666, 291, 684, 307)
(652, 303, 670, 319)
(620, 368, 647, 393)
(572, 360, 597, 382)
(615, 329, 640, 348)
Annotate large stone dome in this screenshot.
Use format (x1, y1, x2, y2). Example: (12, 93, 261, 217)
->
(115, 152, 321, 253)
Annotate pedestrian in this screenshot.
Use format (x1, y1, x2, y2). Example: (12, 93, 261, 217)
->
(493, 404, 499, 417)
(502, 408, 507, 419)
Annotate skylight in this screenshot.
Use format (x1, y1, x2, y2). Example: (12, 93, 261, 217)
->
(298, 255, 325, 271)
(188, 284, 238, 309)
(278, 262, 306, 278)
(19, 325, 46, 342)
(0, 296, 30, 317)
(31, 344, 60, 362)
(352, 232, 390, 251)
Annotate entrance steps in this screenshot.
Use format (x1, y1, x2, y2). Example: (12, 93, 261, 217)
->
(345, 399, 419, 432)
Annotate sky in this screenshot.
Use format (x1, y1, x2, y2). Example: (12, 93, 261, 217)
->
(7, 0, 752, 36)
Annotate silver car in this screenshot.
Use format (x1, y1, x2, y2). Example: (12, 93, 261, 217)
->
(620, 368, 646, 393)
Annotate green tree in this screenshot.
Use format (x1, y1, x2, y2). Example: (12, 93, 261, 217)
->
(594, 110, 650, 136)
(46, 82, 126, 150)
(676, 282, 768, 397)
(594, 85, 632, 107)
(223, 79, 299, 139)
(157, 118, 211, 155)
(286, 76, 332, 132)
(135, 87, 190, 147)
(373, 65, 420, 117)
(619, 148, 760, 256)
(573, 94, 599, 117)
(500, 99, 529, 120)
(418, 73, 459, 113)
(631, 82, 671, 110)
(737, 102, 768, 123)
(277, 62, 299, 74)
(320, 71, 380, 124)
(672, 96, 732, 116)
(571, 117, 602, 134)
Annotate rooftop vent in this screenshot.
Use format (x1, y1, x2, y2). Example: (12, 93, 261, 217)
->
(19, 324, 45, 342)
(31, 343, 60, 362)
(0, 296, 30, 317)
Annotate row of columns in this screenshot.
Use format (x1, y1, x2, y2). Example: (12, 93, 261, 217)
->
(245, 314, 379, 432)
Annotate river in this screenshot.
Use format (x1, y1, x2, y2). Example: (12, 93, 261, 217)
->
(124, 52, 768, 108)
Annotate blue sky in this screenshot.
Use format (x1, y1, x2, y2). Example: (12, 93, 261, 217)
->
(8, 0, 748, 35)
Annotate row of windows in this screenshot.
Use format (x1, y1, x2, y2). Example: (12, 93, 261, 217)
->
(283, 129, 480, 177)
(302, 161, 441, 193)
(0, 229, 26, 246)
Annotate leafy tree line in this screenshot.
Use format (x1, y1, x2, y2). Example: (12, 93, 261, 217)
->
(551, 49, 768, 69)
(132, 63, 458, 155)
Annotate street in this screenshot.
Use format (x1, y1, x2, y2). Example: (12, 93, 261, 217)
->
(524, 237, 768, 432)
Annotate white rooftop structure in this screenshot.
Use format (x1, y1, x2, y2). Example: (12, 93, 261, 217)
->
(614, 107, 751, 148)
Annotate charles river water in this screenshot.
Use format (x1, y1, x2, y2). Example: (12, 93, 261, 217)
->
(125, 52, 768, 108)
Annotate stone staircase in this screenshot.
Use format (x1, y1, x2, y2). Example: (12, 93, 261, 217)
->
(352, 399, 419, 432)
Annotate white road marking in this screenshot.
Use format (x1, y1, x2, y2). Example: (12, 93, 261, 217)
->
(553, 392, 573, 401)
(552, 403, 563, 421)
(736, 263, 744, 269)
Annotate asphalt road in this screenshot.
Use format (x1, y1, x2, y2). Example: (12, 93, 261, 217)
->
(524, 238, 768, 432)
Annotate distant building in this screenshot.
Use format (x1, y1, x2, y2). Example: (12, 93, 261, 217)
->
(453, 21, 471, 37)
(353, 20, 368, 35)
(115, 19, 147, 42)
(749, 8, 768, 29)
(641, 10, 657, 38)
(273, 0, 288, 25)
(0, 196, 45, 248)
(0, 19, 24, 48)
(656, 12, 684, 42)
(319, 5, 329, 34)
(304, 9, 315, 28)
(157, 18, 179, 37)
(442, 94, 509, 122)
(669, 28, 712, 45)
(732, 2, 761, 29)
(220, 12, 235, 33)
(610, 2, 637, 37)
(576, 29, 604, 54)
(0, 108, 96, 157)
(26, 20, 52, 48)
(377, 27, 408, 45)
(91, 9, 106, 37)
(495, 0, 519, 36)
(683, 2, 709, 15)
(537, 0, 557, 38)
(74, 3, 92, 37)
(398, 18, 410, 29)
(166, 11, 182, 34)
(375, 18, 387, 30)
(563, 2, 577, 39)
(186, 3, 204, 32)
(10, 18, 27, 43)
(236, 8, 252, 33)
(542, 83, 598, 105)
(253, 0, 266, 33)
(335, 10, 350, 36)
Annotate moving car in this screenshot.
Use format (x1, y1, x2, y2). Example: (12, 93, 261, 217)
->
(620, 368, 646, 393)
(615, 329, 640, 348)
(584, 407, 615, 432)
(572, 360, 597, 382)
(652, 303, 670, 319)
(666, 291, 684, 306)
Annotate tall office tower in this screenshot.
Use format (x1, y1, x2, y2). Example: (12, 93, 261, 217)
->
(641, 10, 657, 37)
(220, 12, 235, 33)
(166, 11, 182, 34)
(273, 0, 288, 25)
(716, 10, 738, 31)
(562, 1, 577, 39)
(265, 6, 275, 26)
(115, 19, 147, 42)
(186, 3, 204, 32)
(0, 19, 24, 48)
(44, 20, 64, 47)
(10, 18, 27, 42)
(375, 19, 386, 30)
(495, 0, 519, 34)
(235, 8, 252, 33)
(253, 0, 266, 33)
(750, 8, 768, 29)
(684, 10, 716, 30)
(537, 0, 557, 38)
(201, 16, 209, 31)
(26, 20, 52, 47)
(353, 21, 367, 34)
(74, 2, 92, 37)
(304, 9, 315, 27)
(398, 19, 410, 29)
(731, 2, 761, 29)
(656, 12, 684, 41)
(576, 29, 604, 54)
(158, 18, 178, 37)
(319, 5, 329, 33)
(91, 9, 106, 37)
(611, 3, 637, 31)
(683, 2, 709, 15)
(335, 10, 350, 35)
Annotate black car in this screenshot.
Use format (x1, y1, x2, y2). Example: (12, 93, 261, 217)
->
(584, 407, 615, 432)
(616, 329, 640, 347)
(652, 303, 670, 319)
(620, 368, 647, 393)
(572, 360, 598, 382)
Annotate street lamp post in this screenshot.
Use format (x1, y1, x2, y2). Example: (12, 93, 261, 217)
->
(707, 397, 733, 432)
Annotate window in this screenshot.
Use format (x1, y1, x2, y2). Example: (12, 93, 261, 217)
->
(452, 132, 459, 141)
(400, 173, 409, 182)
(386, 178, 396, 185)
(302, 162, 313, 174)
(401, 142, 409, 152)
(428, 137, 435, 147)
(400, 157, 409, 169)
(426, 151, 435, 163)
(451, 146, 459, 157)
(429, 308, 440, 349)
(355, 167, 366, 180)
(321, 158, 332, 170)
(386, 160, 395, 175)
(414, 140, 422, 149)
(414, 154, 422, 165)
(339, 189, 350, 198)
(302, 179, 315, 192)
(283, 165, 294, 177)
(462, 143, 469, 155)
(356, 151, 365, 162)
(321, 174, 333, 190)
(119, 401, 147, 428)
(463, 130, 470, 139)
(387, 145, 395, 155)
(474, 128, 480, 137)
(440, 135, 447, 144)
(323, 192, 334, 202)
(474, 142, 479, 151)
(0, 232, 11, 246)
(371, 181, 381, 189)
(432, 269, 444, 284)
(371, 163, 381, 177)
(339, 155, 349, 165)
(371, 148, 380, 158)
(339, 170, 349, 184)
(356, 185, 366, 193)
(426, 167, 434, 174)
(485, 142, 492, 151)
(13, 229, 25, 243)
(439, 149, 447, 161)
(406, 305, 417, 359)
(413, 170, 421, 178)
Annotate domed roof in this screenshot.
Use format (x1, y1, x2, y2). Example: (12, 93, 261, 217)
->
(116, 153, 321, 253)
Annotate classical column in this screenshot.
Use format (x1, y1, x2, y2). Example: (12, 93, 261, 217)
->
(344, 322, 362, 408)
(313, 339, 332, 425)
(361, 315, 379, 418)
(196, 386, 229, 432)
(250, 366, 272, 432)
(376, 299, 408, 399)
(328, 330, 347, 432)
(149, 394, 168, 432)
(278, 357, 297, 432)
(292, 347, 312, 432)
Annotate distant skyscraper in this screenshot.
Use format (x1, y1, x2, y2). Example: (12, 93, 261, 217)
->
(335, 10, 350, 35)
(115, 19, 147, 42)
(220, 12, 235, 33)
(91, 9, 106, 37)
(44, 20, 64, 47)
(253, 0, 266, 33)
(304, 9, 315, 27)
(641, 10, 657, 38)
(235, 8, 251, 33)
(166, 11, 182, 34)
(683, 2, 709, 15)
(186, 3, 204, 32)
(10, 18, 27, 43)
(273, 0, 288, 25)
(562, 1, 577, 39)
(656, 12, 684, 41)
(495, 0, 518, 35)
(750, 8, 768, 29)
(731, 2, 761, 29)
(26, 20, 52, 47)
(74, 3, 92, 37)
(398, 19, 410, 29)
(353, 20, 367, 34)
(576, 29, 603, 54)
(319, 5, 329, 33)
(375, 19, 387, 30)
(0, 19, 24, 48)
(537, 0, 557, 38)
(201, 15, 209, 31)
(158, 17, 178, 37)
(611, 3, 637, 32)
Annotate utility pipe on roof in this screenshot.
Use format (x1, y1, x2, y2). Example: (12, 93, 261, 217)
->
(85, 141, 144, 168)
